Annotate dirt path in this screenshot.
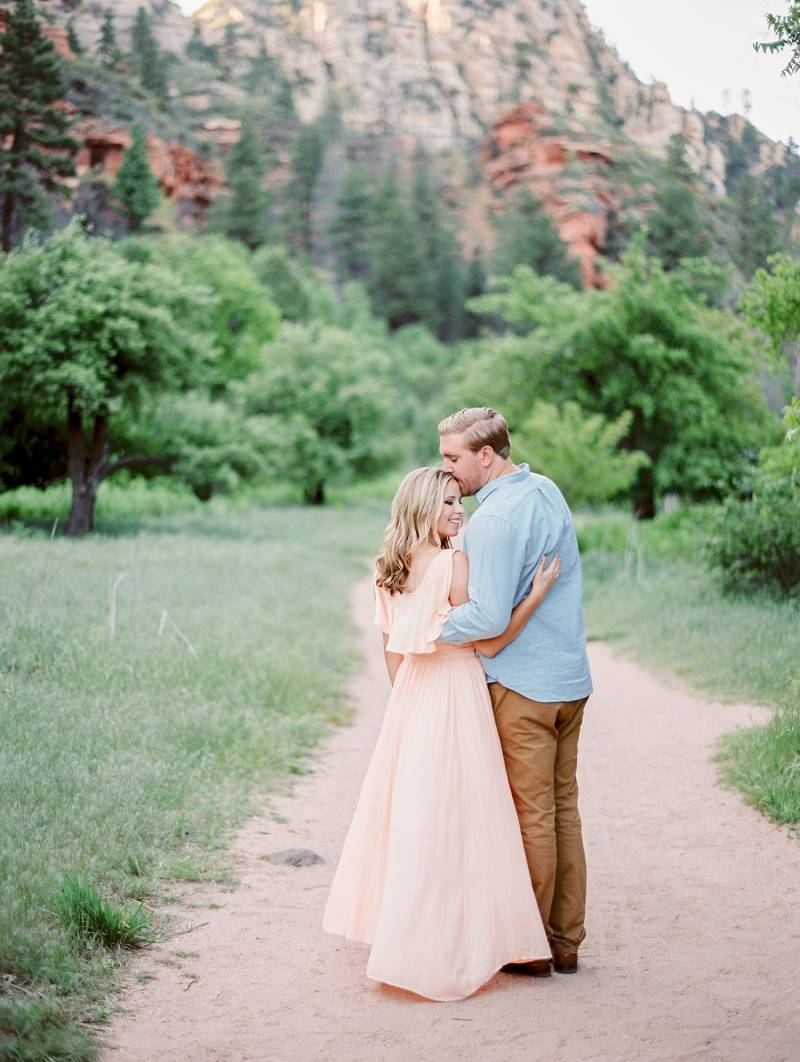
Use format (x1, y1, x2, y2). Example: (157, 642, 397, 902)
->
(107, 577, 800, 1062)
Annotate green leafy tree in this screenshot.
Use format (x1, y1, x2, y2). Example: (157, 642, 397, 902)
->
(114, 123, 160, 232)
(0, 0, 79, 251)
(754, 4, 800, 75)
(136, 235, 280, 385)
(124, 391, 267, 501)
(458, 251, 773, 516)
(330, 164, 373, 281)
(741, 254, 800, 393)
(730, 175, 781, 277)
(709, 404, 800, 594)
(367, 171, 435, 330)
(125, 235, 279, 382)
(251, 244, 311, 322)
(515, 402, 649, 508)
(0, 222, 215, 534)
(242, 323, 395, 503)
(389, 324, 450, 463)
(207, 112, 271, 248)
(646, 134, 712, 269)
(493, 188, 582, 288)
(98, 8, 120, 68)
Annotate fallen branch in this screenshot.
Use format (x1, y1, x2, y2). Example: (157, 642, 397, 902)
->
(174, 921, 209, 937)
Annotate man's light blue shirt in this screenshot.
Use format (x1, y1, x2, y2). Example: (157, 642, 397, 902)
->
(439, 464, 593, 703)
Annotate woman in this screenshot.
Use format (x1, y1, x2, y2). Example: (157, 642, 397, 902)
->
(322, 468, 560, 1001)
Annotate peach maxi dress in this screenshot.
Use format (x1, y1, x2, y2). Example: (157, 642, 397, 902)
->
(322, 549, 550, 1001)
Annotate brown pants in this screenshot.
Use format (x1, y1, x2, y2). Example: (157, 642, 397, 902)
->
(489, 682, 588, 955)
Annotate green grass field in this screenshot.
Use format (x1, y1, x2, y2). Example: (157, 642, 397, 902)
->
(1, 488, 797, 1059)
(0, 496, 387, 1060)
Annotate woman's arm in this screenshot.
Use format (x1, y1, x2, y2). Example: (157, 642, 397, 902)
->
(382, 632, 404, 685)
(473, 555, 560, 659)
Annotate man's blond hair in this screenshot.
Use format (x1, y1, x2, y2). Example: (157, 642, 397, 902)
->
(437, 407, 511, 460)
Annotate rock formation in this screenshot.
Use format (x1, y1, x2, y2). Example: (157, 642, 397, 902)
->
(69, 118, 223, 217)
(32, 0, 800, 270)
(482, 101, 617, 286)
(185, 0, 791, 192)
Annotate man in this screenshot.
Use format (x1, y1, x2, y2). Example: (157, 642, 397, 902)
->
(438, 406, 592, 976)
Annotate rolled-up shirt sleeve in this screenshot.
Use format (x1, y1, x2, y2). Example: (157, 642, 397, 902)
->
(439, 514, 527, 643)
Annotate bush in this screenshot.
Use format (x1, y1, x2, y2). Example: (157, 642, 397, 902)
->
(515, 402, 649, 508)
(709, 472, 800, 595)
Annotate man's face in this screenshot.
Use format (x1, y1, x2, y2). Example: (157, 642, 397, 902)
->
(439, 433, 491, 497)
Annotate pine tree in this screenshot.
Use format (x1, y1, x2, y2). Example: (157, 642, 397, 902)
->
(730, 174, 781, 277)
(131, 6, 150, 57)
(410, 149, 466, 339)
(286, 122, 326, 253)
(647, 133, 712, 270)
(493, 188, 582, 288)
(464, 249, 487, 338)
(367, 171, 435, 330)
(208, 112, 270, 248)
(132, 7, 168, 102)
(114, 123, 160, 232)
(665, 132, 694, 183)
(0, 0, 79, 251)
(219, 21, 237, 77)
(330, 165, 373, 281)
(66, 18, 82, 56)
(98, 8, 119, 68)
(273, 78, 296, 119)
(244, 43, 272, 90)
(186, 24, 203, 60)
(140, 39, 168, 100)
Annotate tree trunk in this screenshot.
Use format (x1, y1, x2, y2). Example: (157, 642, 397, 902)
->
(65, 401, 109, 536)
(1, 124, 25, 253)
(632, 463, 656, 520)
(0, 190, 14, 254)
(305, 480, 325, 505)
(66, 479, 98, 535)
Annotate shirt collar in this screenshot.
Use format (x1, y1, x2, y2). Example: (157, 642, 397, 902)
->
(475, 463, 531, 504)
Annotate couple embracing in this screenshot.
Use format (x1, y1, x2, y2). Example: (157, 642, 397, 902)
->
(323, 407, 593, 1001)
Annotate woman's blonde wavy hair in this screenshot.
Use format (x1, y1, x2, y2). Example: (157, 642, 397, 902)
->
(375, 467, 455, 594)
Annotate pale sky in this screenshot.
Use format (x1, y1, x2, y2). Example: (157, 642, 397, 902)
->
(177, 0, 800, 146)
(581, 0, 799, 145)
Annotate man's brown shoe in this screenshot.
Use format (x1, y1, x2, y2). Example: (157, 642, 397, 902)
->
(552, 952, 578, 974)
(502, 959, 552, 977)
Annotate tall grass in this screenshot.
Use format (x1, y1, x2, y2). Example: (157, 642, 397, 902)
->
(51, 876, 153, 950)
(0, 499, 388, 1059)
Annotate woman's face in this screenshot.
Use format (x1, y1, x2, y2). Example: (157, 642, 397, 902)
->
(436, 480, 464, 540)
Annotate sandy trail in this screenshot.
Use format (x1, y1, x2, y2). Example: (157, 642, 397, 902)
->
(107, 577, 800, 1062)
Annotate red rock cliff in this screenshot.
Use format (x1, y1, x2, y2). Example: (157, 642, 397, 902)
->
(72, 119, 223, 216)
(483, 102, 617, 288)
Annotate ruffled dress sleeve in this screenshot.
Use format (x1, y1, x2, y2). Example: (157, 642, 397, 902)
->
(384, 550, 454, 656)
(374, 578, 394, 634)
